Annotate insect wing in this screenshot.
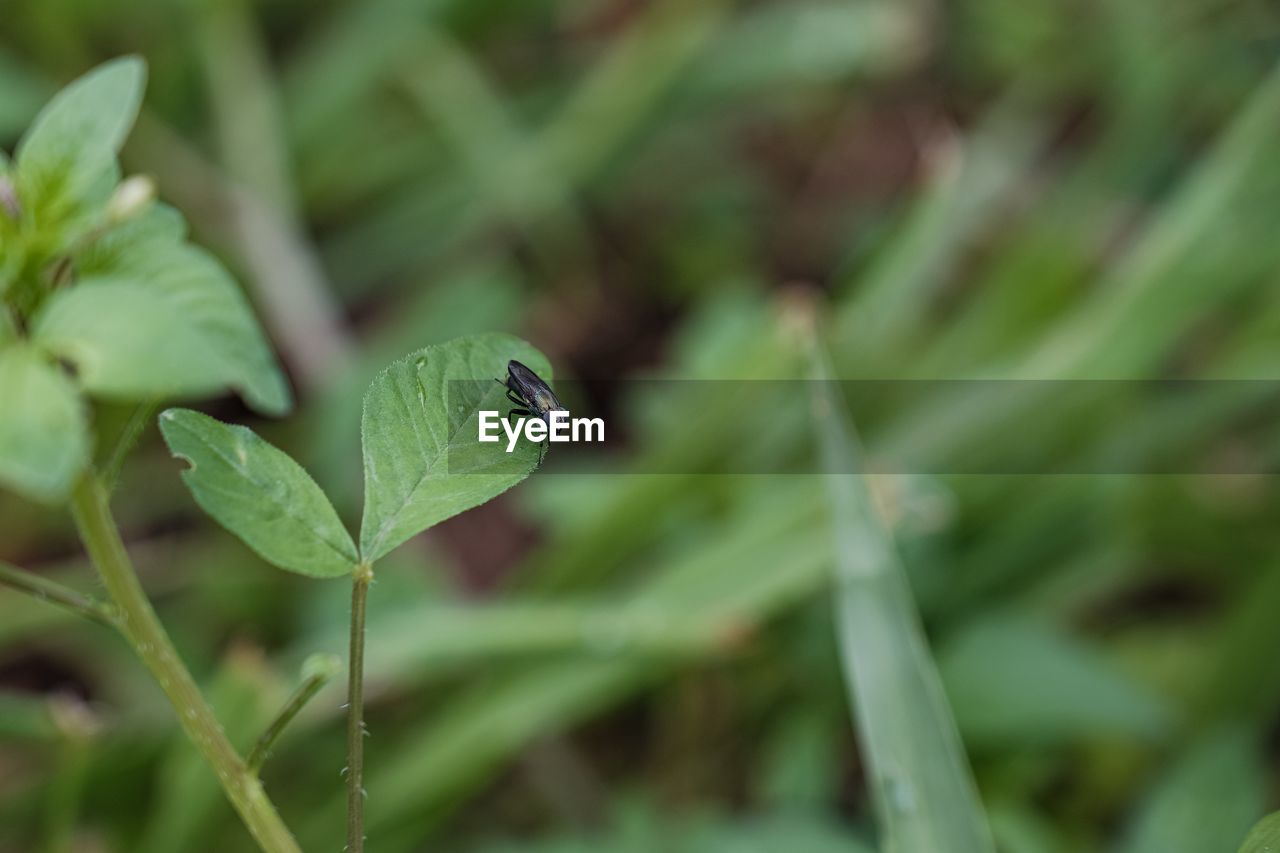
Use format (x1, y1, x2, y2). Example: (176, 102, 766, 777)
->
(531, 386, 563, 416)
(507, 360, 562, 415)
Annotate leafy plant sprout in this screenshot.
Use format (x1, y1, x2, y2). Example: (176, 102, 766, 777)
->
(161, 336, 550, 853)
(0, 57, 555, 852)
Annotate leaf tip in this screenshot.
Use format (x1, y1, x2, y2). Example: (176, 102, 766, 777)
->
(96, 54, 148, 96)
(157, 408, 198, 466)
(156, 407, 187, 434)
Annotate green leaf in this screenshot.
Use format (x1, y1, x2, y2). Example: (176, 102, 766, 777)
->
(158, 408, 357, 578)
(33, 277, 235, 398)
(75, 205, 289, 415)
(129, 242, 290, 415)
(358, 333, 551, 562)
(0, 345, 89, 503)
(77, 201, 187, 275)
(15, 57, 145, 225)
(939, 615, 1173, 746)
(1123, 726, 1265, 853)
(1239, 812, 1280, 853)
(32, 250, 291, 414)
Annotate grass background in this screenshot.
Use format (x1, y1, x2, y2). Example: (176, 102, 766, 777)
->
(2, 0, 1280, 850)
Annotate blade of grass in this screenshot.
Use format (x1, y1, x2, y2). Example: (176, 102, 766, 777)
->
(282, 0, 447, 142)
(321, 0, 731, 291)
(396, 25, 590, 279)
(536, 0, 730, 184)
(193, 0, 298, 216)
(41, 696, 98, 853)
(1020, 58, 1280, 379)
(289, 598, 747, 703)
(834, 102, 1047, 363)
(804, 313, 994, 853)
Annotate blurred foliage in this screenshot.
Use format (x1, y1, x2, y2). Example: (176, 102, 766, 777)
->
(1, 0, 1280, 851)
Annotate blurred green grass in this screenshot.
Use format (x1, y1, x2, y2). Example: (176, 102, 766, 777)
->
(3, 0, 1280, 850)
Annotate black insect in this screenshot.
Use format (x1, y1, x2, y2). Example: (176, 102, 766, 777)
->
(499, 360, 565, 424)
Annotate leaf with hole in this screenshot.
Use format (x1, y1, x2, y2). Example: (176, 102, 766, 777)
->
(159, 408, 357, 578)
(0, 345, 89, 503)
(359, 333, 552, 562)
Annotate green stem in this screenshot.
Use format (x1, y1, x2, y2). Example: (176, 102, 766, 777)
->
(69, 473, 300, 853)
(0, 560, 118, 628)
(346, 562, 373, 853)
(100, 398, 161, 490)
(248, 653, 341, 773)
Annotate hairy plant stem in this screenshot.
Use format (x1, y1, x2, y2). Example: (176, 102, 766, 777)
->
(0, 560, 118, 627)
(346, 562, 373, 853)
(69, 473, 300, 853)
